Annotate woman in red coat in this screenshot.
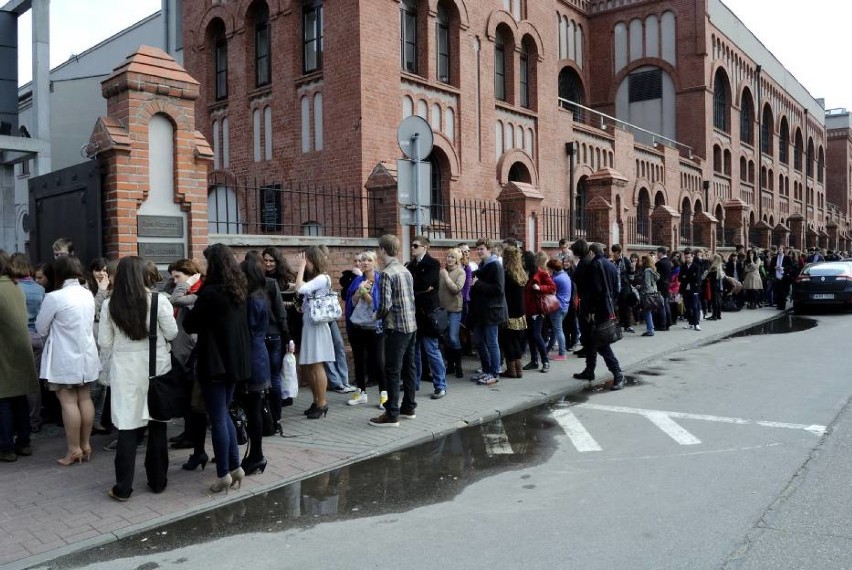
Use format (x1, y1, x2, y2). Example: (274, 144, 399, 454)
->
(522, 252, 556, 373)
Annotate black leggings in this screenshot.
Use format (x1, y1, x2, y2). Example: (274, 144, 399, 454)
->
(241, 391, 264, 462)
(349, 326, 385, 392)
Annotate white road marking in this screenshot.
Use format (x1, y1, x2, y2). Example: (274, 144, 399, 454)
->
(481, 419, 514, 456)
(552, 408, 602, 452)
(576, 404, 827, 436)
(644, 412, 702, 445)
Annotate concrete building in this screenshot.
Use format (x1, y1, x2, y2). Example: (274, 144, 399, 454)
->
(180, 0, 852, 253)
(0, 0, 182, 254)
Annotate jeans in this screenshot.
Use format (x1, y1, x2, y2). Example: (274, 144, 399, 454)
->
(585, 342, 622, 376)
(200, 381, 240, 478)
(643, 310, 655, 333)
(113, 421, 167, 498)
(686, 291, 701, 326)
(0, 395, 30, 453)
(90, 382, 108, 427)
(240, 390, 263, 462)
(415, 335, 447, 391)
(324, 321, 351, 389)
(547, 308, 568, 354)
(383, 330, 417, 418)
(659, 293, 672, 329)
(565, 304, 581, 348)
(474, 323, 500, 376)
(446, 311, 462, 350)
(527, 316, 549, 365)
(349, 326, 385, 392)
(264, 335, 283, 422)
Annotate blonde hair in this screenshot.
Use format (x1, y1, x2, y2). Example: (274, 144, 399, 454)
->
(534, 251, 549, 269)
(360, 250, 377, 264)
(503, 246, 528, 286)
(446, 247, 462, 265)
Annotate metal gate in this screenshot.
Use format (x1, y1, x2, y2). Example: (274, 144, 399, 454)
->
(28, 161, 102, 264)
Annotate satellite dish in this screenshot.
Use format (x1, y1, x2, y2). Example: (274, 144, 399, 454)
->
(397, 115, 434, 160)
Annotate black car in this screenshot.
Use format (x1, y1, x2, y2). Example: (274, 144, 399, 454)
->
(792, 261, 852, 312)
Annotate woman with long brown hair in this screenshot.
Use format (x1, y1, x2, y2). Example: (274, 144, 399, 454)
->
(99, 257, 178, 501)
(295, 246, 336, 419)
(500, 246, 528, 378)
(183, 244, 252, 494)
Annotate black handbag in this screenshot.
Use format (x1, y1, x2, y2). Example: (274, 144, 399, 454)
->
(230, 405, 248, 445)
(147, 293, 188, 421)
(590, 261, 623, 346)
(642, 291, 663, 312)
(261, 391, 276, 437)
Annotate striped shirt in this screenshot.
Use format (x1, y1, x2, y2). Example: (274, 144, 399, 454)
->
(378, 257, 417, 334)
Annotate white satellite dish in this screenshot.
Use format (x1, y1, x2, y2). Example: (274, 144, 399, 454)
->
(397, 115, 433, 160)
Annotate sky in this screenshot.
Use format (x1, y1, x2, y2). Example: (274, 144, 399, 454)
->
(13, 0, 852, 111)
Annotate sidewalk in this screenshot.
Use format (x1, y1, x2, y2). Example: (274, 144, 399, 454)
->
(1, 308, 780, 569)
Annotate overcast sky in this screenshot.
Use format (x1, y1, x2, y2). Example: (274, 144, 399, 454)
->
(14, 0, 852, 111)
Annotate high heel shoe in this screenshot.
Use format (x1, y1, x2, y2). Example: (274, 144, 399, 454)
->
(305, 405, 328, 419)
(57, 450, 84, 466)
(229, 467, 245, 490)
(241, 457, 268, 476)
(275, 420, 284, 436)
(182, 452, 209, 471)
(303, 403, 318, 416)
(209, 473, 232, 495)
(82, 447, 93, 462)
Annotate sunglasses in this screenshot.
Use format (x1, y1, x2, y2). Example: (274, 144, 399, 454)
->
(411, 244, 422, 249)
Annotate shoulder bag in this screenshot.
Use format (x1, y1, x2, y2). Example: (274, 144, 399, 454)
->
(308, 275, 342, 324)
(535, 290, 561, 315)
(590, 262, 623, 346)
(147, 294, 188, 422)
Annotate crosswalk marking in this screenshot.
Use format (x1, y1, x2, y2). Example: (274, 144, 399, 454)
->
(644, 412, 702, 445)
(552, 408, 602, 452)
(482, 419, 514, 456)
(575, 404, 827, 436)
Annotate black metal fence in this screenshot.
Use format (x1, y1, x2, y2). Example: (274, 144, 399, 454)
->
(625, 216, 651, 246)
(423, 198, 526, 242)
(207, 180, 384, 238)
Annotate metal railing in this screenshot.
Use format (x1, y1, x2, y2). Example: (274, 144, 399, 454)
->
(422, 198, 526, 242)
(625, 216, 651, 246)
(207, 180, 384, 238)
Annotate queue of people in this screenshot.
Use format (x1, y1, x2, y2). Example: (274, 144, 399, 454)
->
(0, 233, 838, 502)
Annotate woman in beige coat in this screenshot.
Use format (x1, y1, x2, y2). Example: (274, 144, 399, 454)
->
(0, 252, 39, 462)
(439, 248, 466, 379)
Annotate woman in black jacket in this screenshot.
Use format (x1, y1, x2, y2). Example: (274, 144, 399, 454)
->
(499, 246, 527, 378)
(469, 239, 507, 385)
(183, 244, 252, 494)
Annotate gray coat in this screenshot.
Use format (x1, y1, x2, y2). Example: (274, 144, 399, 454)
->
(0, 277, 38, 398)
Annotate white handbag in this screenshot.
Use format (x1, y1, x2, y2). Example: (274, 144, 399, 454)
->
(307, 275, 342, 324)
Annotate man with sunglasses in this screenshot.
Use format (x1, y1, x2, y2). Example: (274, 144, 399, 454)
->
(406, 237, 447, 400)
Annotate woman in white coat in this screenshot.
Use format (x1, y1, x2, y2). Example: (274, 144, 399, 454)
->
(99, 256, 177, 501)
(35, 256, 100, 466)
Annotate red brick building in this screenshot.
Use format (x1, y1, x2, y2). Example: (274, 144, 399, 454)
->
(182, 0, 851, 253)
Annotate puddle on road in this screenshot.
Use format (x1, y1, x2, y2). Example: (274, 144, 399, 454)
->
(724, 315, 817, 339)
(44, 408, 562, 569)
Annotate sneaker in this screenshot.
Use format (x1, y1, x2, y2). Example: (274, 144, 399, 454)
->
(369, 413, 400, 427)
(477, 374, 499, 386)
(522, 362, 539, 371)
(694, 325, 701, 331)
(378, 390, 388, 410)
(683, 325, 694, 330)
(541, 362, 550, 373)
(642, 331, 654, 337)
(347, 390, 368, 406)
(399, 409, 416, 419)
(332, 385, 357, 394)
(0, 452, 17, 462)
(551, 354, 567, 361)
(624, 327, 636, 333)
(470, 371, 486, 382)
(431, 389, 446, 400)
(103, 439, 118, 451)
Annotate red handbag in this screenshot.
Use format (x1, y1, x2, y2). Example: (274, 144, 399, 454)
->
(535, 293, 561, 315)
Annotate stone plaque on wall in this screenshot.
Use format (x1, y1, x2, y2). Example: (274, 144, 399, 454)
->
(138, 242, 185, 264)
(138, 215, 184, 238)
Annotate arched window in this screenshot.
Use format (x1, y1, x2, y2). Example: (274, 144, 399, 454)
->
(313, 93, 323, 151)
(494, 26, 512, 102)
(252, 108, 262, 162)
(519, 42, 529, 108)
(740, 89, 754, 145)
(209, 186, 240, 234)
(739, 156, 747, 181)
(680, 198, 692, 245)
(818, 146, 825, 183)
(779, 118, 789, 164)
(508, 162, 532, 184)
(303, 1, 323, 73)
(558, 66, 583, 121)
(807, 138, 815, 178)
(252, 2, 271, 87)
(209, 19, 228, 100)
(400, 0, 418, 73)
(427, 151, 447, 221)
(576, 176, 588, 235)
(713, 69, 729, 132)
(637, 187, 651, 241)
(761, 104, 773, 156)
(794, 129, 803, 171)
(436, 4, 449, 83)
(723, 149, 731, 176)
(713, 145, 722, 173)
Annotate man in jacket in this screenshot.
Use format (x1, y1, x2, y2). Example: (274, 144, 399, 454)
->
(611, 244, 635, 332)
(406, 236, 447, 399)
(768, 245, 794, 310)
(370, 234, 417, 427)
(655, 246, 673, 331)
(469, 239, 507, 385)
(679, 248, 702, 331)
(572, 242, 625, 390)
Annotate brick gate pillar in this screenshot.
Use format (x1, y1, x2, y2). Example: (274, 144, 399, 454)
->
(650, 205, 680, 252)
(497, 182, 543, 250)
(827, 221, 839, 250)
(365, 163, 402, 240)
(584, 168, 628, 247)
(723, 199, 749, 248)
(772, 223, 790, 248)
(88, 46, 212, 261)
(693, 211, 717, 251)
(787, 213, 805, 250)
(753, 220, 773, 250)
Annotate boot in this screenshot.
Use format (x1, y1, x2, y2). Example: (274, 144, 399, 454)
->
(454, 350, 464, 379)
(513, 360, 523, 378)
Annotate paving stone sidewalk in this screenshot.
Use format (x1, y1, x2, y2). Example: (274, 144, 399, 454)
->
(1, 308, 780, 569)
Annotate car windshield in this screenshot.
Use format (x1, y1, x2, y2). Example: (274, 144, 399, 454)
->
(802, 263, 852, 276)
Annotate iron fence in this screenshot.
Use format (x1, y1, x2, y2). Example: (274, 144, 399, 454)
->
(207, 180, 384, 238)
(625, 216, 651, 246)
(423, 198, 511, 241)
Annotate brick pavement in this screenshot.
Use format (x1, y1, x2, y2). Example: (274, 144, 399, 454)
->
(0, 308, 780, 569)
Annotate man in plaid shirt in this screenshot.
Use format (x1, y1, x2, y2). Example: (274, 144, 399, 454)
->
(369, 234, 417, 427)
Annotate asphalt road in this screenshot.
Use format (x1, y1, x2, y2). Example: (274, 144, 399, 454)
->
(41, 311, 852, 570)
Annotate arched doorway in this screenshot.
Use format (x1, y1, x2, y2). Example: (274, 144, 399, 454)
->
(636, 187, 651, 244)
(508, 161, 532, 184)
(427, 149, 450, 222)
(680, 198, 692, 246)
(715, 204, 725, 246)
(575, 175, 588, 238)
